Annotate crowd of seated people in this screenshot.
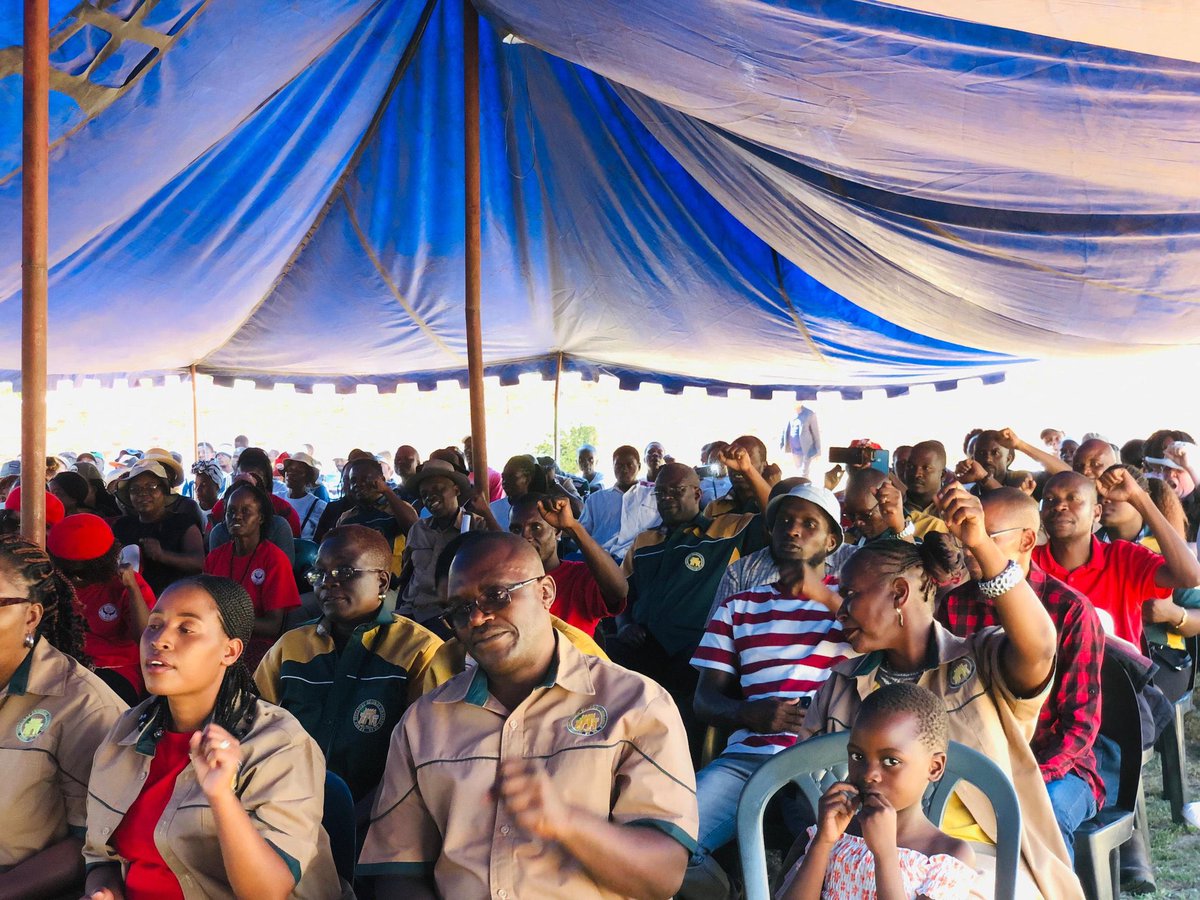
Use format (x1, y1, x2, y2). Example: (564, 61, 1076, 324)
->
(0, 423, 1198, 899)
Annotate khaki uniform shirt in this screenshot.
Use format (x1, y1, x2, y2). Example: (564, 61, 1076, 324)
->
(800, 623, 1083, 900)
(360, 634, 698, 898)
(0, 638, 124, 868)
(83, 698, 341, 899)
(399, 508, 485, 622)
(417, 614, 606, 695)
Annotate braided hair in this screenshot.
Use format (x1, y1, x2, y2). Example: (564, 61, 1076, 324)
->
(144, 575, 259, 738)
(849, 533, 964, 606)
(225, 482, 274, 542)
(0, 533, 89, 664)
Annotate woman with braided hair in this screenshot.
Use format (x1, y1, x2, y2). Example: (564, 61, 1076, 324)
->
(795, 483, 1080, 899)
(83, 575, 342, 900)
(0, 533, 126, 898)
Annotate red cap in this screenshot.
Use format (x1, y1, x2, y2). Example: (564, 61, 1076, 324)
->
(47, 513, 116, 560)
(4, 487, 66, 526)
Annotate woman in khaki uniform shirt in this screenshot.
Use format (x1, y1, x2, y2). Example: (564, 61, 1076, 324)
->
(0, 534, 125, 898)
(799, 484, 1083, 899)
(82, 575, 341, 900)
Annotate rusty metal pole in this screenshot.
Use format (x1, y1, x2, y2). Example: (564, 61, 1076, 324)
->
(21, 0, 49, 544)
(190, 365, 200, 463)
(463, 0, 488, 491)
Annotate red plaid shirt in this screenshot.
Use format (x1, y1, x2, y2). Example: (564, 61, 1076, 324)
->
(937, 561, 1105, 807)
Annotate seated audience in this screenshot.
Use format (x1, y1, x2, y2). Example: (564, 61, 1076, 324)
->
(359, 532, 697, 899)
(508, 493, 627, 636)
(112, 460, 205, 596)
(490, 454, 548, 529)
(281, 452, 327, 541)
(48, 513, 156, 701)
(937, 488, 1103, 861)
(336, 456, 419, 571)
(256, 526, 441, 812)
(800, 484, 1083, 898)
(777, 684, 977, 900)
(704, 436, 772, 518)
(0, 534, 126, 899)
(572, 443, 604, 496)
(1033, 469, 1200, 646)
(579, 444, 641, 550)
(901, 440, 950, 537)
(203, 483, 300, 670)
(82, 576, 342, 899)
(397, 458, 488, 635)
(683, 484, 850, 896)
(210, 447, 302, 537)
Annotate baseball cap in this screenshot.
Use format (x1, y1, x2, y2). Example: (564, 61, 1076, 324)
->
(765, 484, 844, 547)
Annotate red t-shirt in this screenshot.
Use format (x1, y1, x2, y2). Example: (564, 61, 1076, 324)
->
(211, 494, 301, 537)
(548, 560, 623, 636)
(76, 575, 157, 694)
(204, 540, 300, 668)
(113, 730, 192, 900)
(1033, 536, 1170, 646)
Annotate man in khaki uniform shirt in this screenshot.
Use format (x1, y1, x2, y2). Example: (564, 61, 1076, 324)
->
(360, 532, 698, 899)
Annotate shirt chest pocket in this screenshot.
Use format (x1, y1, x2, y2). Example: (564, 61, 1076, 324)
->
(158, 801, 217, 872)
(0, 745, 60, 814)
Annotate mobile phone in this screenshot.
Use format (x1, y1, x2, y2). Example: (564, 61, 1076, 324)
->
(829, 447, 873, 466)
(119, 544, 141, 572)
(869, 449, 891, 475)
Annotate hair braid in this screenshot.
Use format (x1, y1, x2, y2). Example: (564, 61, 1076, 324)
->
(851, 532, 964, 604)
(144, 574, 260, 740)
(0, 533, 89, 664)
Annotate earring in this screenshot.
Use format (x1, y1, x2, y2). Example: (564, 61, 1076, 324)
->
(22, 633, 34, 649)
(895, 608, 904, 629)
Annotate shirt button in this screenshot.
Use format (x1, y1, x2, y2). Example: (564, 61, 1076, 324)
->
(497, 891, 509, 899)
(500, 825, 511, 835)
(101, 826, 110, 835)
(508, 720, 518, 730)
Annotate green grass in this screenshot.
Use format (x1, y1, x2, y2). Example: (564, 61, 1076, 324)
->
(1129, 710, 1200, 898)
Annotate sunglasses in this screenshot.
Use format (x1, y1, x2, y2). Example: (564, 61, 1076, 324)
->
(305, 566, 388, 587)
(441, 576, 542, 631)
(0, 597, 31, 608)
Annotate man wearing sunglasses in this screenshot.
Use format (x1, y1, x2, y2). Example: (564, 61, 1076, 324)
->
(938, 487, 1104, 865)
(254, 525, 442, 820)
(360, 531, 697, 899)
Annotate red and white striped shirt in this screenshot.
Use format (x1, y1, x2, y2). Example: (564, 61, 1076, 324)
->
(692, 584, 853, 755)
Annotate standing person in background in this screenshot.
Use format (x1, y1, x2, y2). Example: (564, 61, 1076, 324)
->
(780, 402, 821, 477)
(573, 444, 605, 497)
(580, 445, 641, 550)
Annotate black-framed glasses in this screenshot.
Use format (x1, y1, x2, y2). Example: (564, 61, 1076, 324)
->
(0, 597, 30, 608)
(305, 566, 388, 587)
(441, 576, 542, 631)
(653, 486, 690, 500)
(128, 484, 163, 497)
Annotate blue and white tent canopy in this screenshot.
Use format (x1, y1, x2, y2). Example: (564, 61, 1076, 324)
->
(0, 0, 1195, 395)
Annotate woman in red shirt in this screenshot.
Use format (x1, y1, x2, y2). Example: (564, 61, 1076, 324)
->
(203, 484, 299, 670)
(46, 513, 155, 701)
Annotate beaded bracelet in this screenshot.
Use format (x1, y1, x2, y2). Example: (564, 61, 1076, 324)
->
(979, 559, 1022, 599)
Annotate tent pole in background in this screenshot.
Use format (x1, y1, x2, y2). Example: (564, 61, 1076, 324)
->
(552, 351, 562, 460)
(463, 0, 488, 490)
(189, 364, 199, 461)
(21, 0, 49, 545)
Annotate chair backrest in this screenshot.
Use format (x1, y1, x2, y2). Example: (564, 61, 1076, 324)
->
(322, 770, 357, 884)
(1098, 650, 1145, 813)
(737, 733, 1021, 900)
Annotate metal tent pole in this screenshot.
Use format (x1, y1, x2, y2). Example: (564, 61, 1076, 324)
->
(21, 0, 48, 544)
(463, 0, 488, 491)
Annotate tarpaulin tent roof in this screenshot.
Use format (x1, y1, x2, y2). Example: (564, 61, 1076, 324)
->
(0, 0, 1196, 395)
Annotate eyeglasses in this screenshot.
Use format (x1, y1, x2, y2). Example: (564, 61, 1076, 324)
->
(128, 484, 162, 497)
(441, 576, 542, 631)
(847, 505, 882, 525)
(0, 597, 30, 608)
(986, 526, 1029, 539)
(305, 566, 389, 587)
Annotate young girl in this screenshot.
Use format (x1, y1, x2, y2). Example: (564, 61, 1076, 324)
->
(777, 683, 978, 900)
(82, 575, 341, 899)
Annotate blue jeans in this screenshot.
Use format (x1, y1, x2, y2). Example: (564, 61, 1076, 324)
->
(1047, 773, 1098, 863)
(691, 753, 767, 861)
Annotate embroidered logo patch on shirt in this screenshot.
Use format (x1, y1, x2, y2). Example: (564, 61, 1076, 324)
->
(567, 705, 608, 736)
(684, 552, 706, 572)
(98, 603, 120, 622)
(250, 568, 267, 586)
(353, 699, 385, 734)
(16, 708, 52, 743)
(947, 657, 976, 691)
